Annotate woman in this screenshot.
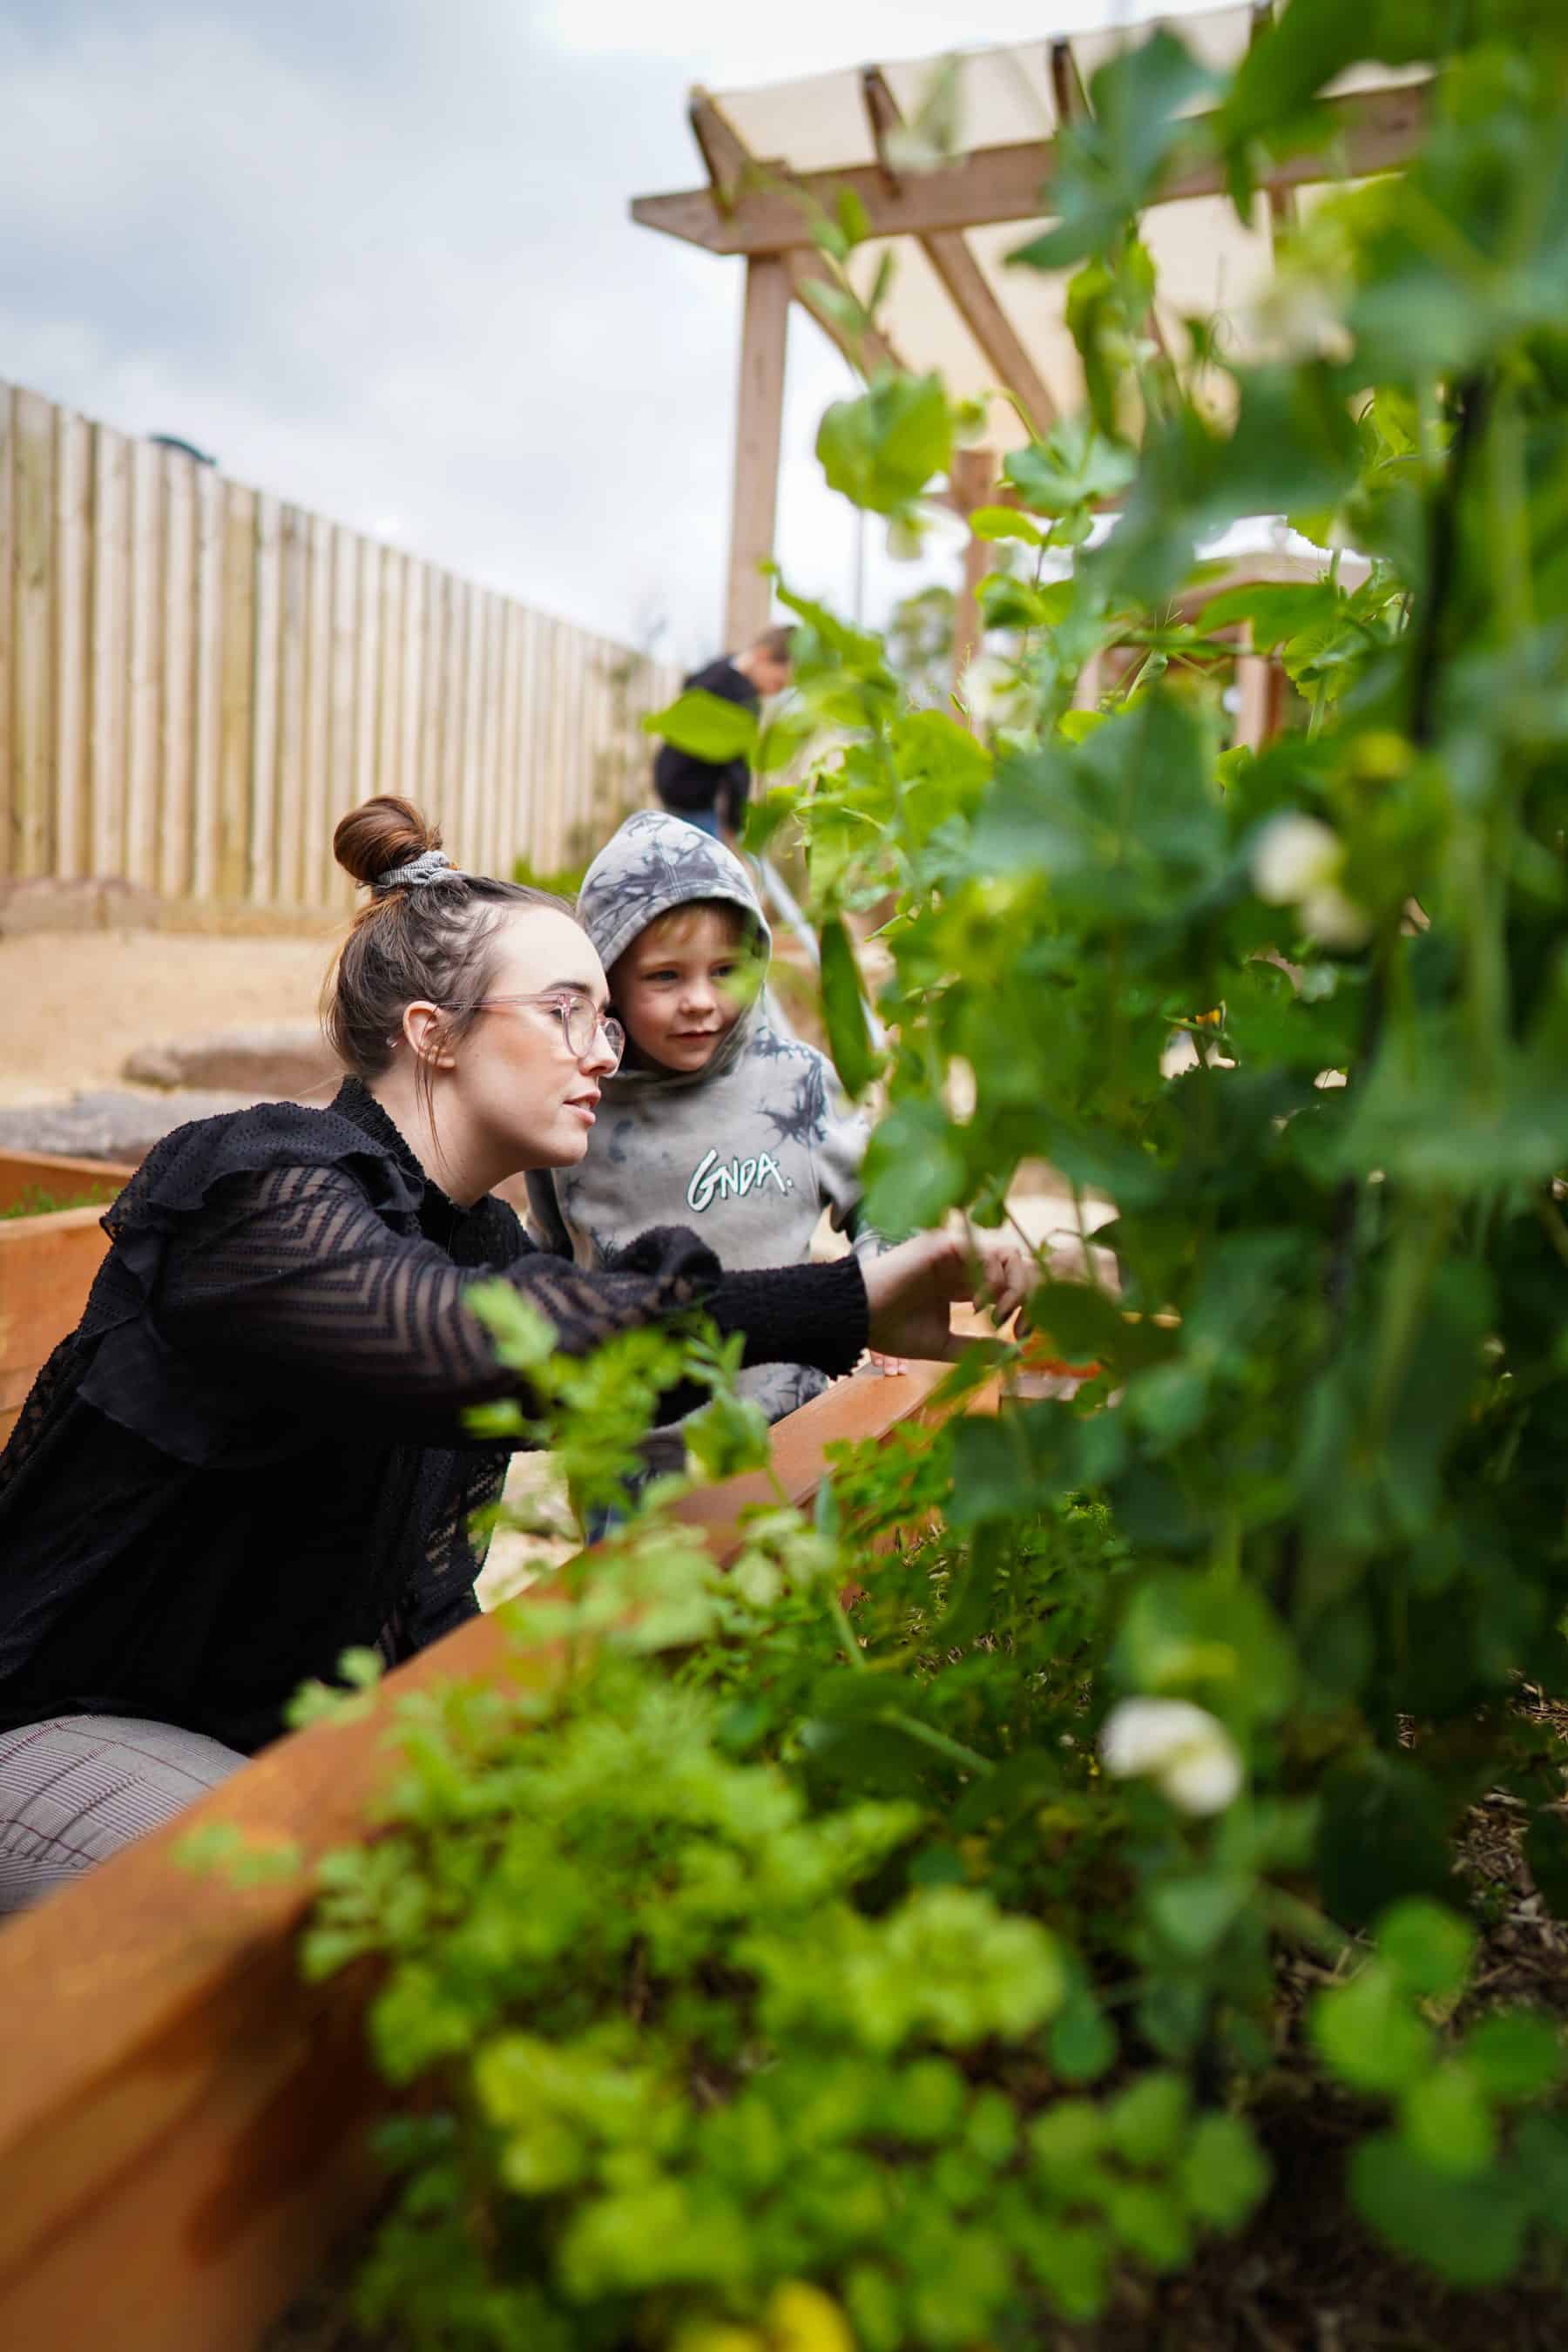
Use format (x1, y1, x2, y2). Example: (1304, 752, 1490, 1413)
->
(0, 797, 1029, 1913)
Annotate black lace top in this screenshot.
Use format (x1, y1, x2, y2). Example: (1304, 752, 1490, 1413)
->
(0, 1079, 868, 1753)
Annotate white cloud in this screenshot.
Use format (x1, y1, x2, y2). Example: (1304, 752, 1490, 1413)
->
(541, 0, 1219, 82)
(0, 0, 1228, 670)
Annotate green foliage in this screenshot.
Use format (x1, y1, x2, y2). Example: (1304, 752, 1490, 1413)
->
(644, 689, 760, 764)
(308, 4, 1568, 2335)
(815, 372, 952, 520)
(0, 1182, 121, 1219)
(510, 852, 591, 899)
(308, 1611, 1271, 2350)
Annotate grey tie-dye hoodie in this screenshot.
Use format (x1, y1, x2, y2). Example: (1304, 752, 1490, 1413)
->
(526, 810, 873, 1425)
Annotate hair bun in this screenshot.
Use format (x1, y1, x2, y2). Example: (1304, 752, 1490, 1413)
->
(334, 796, 443, 891)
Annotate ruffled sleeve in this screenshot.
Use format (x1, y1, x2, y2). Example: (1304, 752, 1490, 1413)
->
(75, 1103, 722, 1464)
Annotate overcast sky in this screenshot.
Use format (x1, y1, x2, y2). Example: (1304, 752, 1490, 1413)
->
(2, 0, 1206, 665)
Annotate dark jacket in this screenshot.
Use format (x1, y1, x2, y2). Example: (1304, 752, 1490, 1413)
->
(0, 1079, 867, 1752)
(652, 656, 758, 830)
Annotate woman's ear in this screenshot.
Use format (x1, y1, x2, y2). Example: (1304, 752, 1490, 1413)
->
(402, 1000, 457, 1069)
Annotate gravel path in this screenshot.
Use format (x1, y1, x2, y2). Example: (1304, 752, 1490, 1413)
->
(0, 929, 335, 1105)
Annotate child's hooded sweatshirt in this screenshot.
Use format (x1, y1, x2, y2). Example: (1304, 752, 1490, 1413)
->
(527, 810, 873, 1426)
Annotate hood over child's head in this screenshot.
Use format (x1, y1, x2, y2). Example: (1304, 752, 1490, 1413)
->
(577, 813, 771, 1081)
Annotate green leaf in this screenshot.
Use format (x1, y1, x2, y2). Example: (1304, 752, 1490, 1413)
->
(943, 1413, 1042, 1531)
(1095, 369, 1361, 607)
(1177, 2113, 1272, 2230)
(817, 371, 953, 516)
(1197, 580, 1340, 651)
(1149, 1870, 1250, 1957)
(1003, 417, 1137, 516)
(1116, 1572, 1295, 1723)
(967, 504, 1045, 545)
(836, 185, 872, 248)
(1316, 1754, 1451, 1932)
(1049, 1990, 1119, 2084)
(1010, 29, 1215, 270)
(816, 916, 882, 1099)
(1029, 2099, 1106, 2192)
(1310, 1962, 1435, 2095)
(1349, 2133, 1530, 2287)
(1107, 2070, 1189, 2167)
(1102, 2178, 1193, 2269)
(641, 688, 758, 762)
(740, 784, 801, 856)
(1058, 707, 1107, 742)
(1464, 2011, 1567, 2104)
(1375, 1897, 1476, 2003)
(684, 1388, 772, 1484)
(1515, 2115, 1568, 2236)
(1219, 0, 1400, 159)
(862, 1098, 967, 1234)
(1014, 2218, 1111, 2320)
(754, 708, 814, 775)
(1399, 2063, 1497, 2180)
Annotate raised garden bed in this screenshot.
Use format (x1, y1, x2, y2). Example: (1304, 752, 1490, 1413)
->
(0, 1367, 970, 2352)
(0, 1147, 135, 1444)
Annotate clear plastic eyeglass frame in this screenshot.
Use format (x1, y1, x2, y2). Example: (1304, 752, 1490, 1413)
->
(454, 993, 625, 1067)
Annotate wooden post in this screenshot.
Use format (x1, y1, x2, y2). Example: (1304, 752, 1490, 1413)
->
(723, 254, 789, 652)
(1233, 645, 1273, 750)
(950, 447, 993, 707)
(1071, 650, 1104, 714)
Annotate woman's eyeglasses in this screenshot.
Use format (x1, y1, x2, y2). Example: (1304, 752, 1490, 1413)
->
(455, 993, 625, 1067)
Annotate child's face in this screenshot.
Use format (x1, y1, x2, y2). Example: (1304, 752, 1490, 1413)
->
(612, 906, 753, 1076)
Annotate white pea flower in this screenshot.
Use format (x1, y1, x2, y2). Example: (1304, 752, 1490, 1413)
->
(1299, 882, 1373, 950)
(1252, 813, 1342, 905)
(959, 653, 1022, 732)
(886, 514, 927, 563)
(1099, 1698, 1244, 1817)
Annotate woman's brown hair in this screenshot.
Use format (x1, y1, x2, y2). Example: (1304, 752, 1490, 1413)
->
(324, 797, 571, 1112)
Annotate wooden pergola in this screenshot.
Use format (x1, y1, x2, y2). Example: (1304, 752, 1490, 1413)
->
(631, 3, 1426, 688)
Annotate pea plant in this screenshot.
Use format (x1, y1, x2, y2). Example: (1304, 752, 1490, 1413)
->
(301, 4, 1568, 2342)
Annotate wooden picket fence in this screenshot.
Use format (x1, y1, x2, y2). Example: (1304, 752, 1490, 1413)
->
(0, 380, 679, 916)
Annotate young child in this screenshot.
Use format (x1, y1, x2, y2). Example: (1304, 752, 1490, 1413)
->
(526, 810, 879, 1436)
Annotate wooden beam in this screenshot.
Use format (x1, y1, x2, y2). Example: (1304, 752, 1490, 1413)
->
(631, 83, 1428, 255)
(860, 63, 905, 193)
(859, 67, 1057, 433)
(724, 253, 790, 650)
(685, 94, 793, 648)
(696, 88, 909, 384)
(689, 85, 771, 211)
(950, 447, 995, 707)
(1047, 37, 1090, 130)
(0, 1366, 972, 2352)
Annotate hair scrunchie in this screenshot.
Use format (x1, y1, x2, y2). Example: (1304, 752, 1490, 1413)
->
(373, 848, 458, 895)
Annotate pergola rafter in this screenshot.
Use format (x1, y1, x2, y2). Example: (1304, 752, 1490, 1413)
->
(858, 66, 1058, 436)
(632, 83, 1425, 258)
(633, 7, 1428, 679)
